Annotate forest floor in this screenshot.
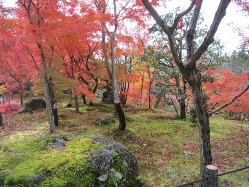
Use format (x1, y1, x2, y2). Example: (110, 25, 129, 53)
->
(0, 101, 248, 187)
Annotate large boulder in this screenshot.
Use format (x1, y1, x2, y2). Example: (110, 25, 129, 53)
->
(1, 135, 142, 187)
(89, 136, 140, 186)
(18, 98, 46, 113)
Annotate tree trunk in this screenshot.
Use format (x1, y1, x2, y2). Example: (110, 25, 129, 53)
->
(82, 94, 87, 104)
(74, 94, 79, 112)
(179, 99, 186, 119)
(148, 81, 152, 109)
(115, 102, 126, 130)
(20, 78, 24, 107)
(0, 113, 3, 126)
(99, 0, 126, 131)
(38, 43, 55, 133)
(191, 81, 212, 186)
(48, 78, 55, 115)
(20, 89, 23, 107)
(140, 72, 144, 106)
(180, 79, 187, 119)
(2, 94, 4, 104)
(43, 76, 55, 133)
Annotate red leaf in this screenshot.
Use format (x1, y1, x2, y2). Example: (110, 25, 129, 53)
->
(178, 18, 184, 29)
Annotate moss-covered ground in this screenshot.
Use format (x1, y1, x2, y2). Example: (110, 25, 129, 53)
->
(0, 102, 248, 187)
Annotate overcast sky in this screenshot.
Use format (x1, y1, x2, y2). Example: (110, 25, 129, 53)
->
(3, 0, 249, 54)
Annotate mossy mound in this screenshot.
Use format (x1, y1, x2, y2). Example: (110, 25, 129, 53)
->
(18, 98, 46, 113)
(0, 135, 141, 187)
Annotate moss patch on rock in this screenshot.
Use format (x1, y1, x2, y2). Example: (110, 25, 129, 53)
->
(0, 135, 141, 187)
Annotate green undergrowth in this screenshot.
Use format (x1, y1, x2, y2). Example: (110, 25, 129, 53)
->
(1, 102, 248, 187)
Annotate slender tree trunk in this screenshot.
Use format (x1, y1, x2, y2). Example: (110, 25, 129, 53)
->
(2, 94, 4, 104)
(180, 79, 187, 119)
(99, 0, 126, 131)
(20, 89, 23, 107)
(111, 40, 126, 130)
(179, 99, 186, 119)
(82, 94, 87, 104)
(43, 75, 55, 133)
(176, 76, 186, 119)
(48, 78, 55, 115)
(74, 94, 79, 112)
(38, 43, 55, 133)
(19, 0, 56, 133)
(0, 113, 3, 126)
(19, 78, 24, 107)
(115, 102, 126, 130)
(140, 72, 144, 106)
(191, 77, 212, 186)
(148, 81, 152, 109)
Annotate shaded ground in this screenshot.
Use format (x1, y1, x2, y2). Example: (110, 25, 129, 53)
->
(0, 102, 248, 187)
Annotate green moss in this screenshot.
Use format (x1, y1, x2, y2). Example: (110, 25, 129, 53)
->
(3, 138, 47, 153)
(112, 154, 128, 175)
(1, 137, 102, 186)
(210, 118, 232, 137)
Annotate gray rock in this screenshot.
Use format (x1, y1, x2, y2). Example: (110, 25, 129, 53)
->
(89, 136, 140, 186)
(98, 174, 108, 182)
(91, 148, 115, 174)
(88, 135, 112, 144)
(28, 173, 46, 185)
(47, 136, 67, 150)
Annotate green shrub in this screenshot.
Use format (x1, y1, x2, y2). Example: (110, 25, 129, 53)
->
(222, 111, 230, 119)
(60, 102, 72, 108)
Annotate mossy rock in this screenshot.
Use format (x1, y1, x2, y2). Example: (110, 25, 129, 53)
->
(18, 98, 46, 113)
(1, 135, 142, 187)
(93, 115, 116, 126)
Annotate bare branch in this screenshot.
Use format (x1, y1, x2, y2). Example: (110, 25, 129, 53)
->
(186, 0, 231, 70)
(141, 0, 171, 35)
(29, 52, 40, 71)
(209, 85, 249, 116)
(18, 0, 33, 24)
(171, 0, 196, 30)
(117, 0, 132, 18)
(186, 0, 203, 61)
(141, 0, 186, 78)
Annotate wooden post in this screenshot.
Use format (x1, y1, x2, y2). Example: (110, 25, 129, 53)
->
(53, 103, 58, 127)
(205, 165, 218, 187)
(0, 112, 3, 126)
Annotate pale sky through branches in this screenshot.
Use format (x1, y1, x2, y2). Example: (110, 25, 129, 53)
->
(3, 0, 249, 54)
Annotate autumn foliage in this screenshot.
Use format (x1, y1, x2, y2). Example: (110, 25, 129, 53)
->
(204, 70, 249, 113)
(0, 0, 248, 119)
